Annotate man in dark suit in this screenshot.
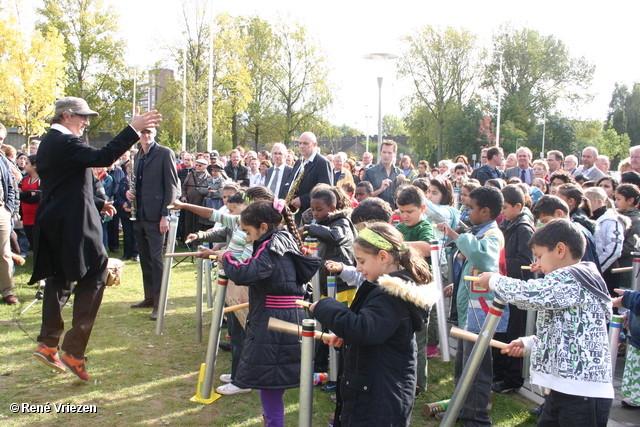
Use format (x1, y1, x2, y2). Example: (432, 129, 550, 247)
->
(31, 97, 161, 380)
(264, 142, 293, 199)
(474, 146, 505, 185)
(126, 127, 179, 320)
(224, 149, 249, 187)
(505, 147, 534, 184)
(286, 132, 333, 223)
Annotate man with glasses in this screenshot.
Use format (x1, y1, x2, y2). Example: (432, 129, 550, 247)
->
(287, 132, 333, 223)
(265, 143, 293, 199)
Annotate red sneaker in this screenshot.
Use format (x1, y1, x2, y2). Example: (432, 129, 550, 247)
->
(33, 343, 67, 372)
(60, 353, 89, 381)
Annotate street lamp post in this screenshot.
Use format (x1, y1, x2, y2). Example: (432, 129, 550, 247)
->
(364, 53, 398, 163)
(181, 31, 188, 153)
(207, 13, 214, 152)
(129, 66, 137, 119)
(494, 51, 503, 148)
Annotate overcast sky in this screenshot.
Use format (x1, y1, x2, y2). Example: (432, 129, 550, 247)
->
(18, 0, 640, 131)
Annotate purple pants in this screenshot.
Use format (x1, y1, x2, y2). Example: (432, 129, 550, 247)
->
(259, 389, 285, 427)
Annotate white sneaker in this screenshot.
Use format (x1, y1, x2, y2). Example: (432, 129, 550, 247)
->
(215, 383, 252, 395)
(219, 374, 232, 383)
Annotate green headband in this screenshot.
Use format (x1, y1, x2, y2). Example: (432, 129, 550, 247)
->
(358, 228, 393, 251)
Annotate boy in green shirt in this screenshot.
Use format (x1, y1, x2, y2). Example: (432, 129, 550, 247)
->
(395, 186, 436, 394)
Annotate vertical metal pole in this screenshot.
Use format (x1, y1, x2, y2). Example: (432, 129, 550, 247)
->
(181, 31, 188, 153)
(441, 297, 507, 427)
(200, 269, 228, 400)
(327, 276, 338, 382)
(195, 257, 203, 343)
(205, 259, 213, 308)
(609, 314, 624, 376)
(632, 252, 640, 291)
(523, 271, 538, 379)
(430, 240, 451, 362)
(376, 76, 383, 163)
(156, 211, 179, 335)
(299, 319, 316, 427)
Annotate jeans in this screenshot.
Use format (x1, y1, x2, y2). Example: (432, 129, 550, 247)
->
(538, 389, 612, 427)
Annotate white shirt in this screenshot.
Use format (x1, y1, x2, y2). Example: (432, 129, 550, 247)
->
(249, 171, 262, 187)
(267, 164, 286, 196)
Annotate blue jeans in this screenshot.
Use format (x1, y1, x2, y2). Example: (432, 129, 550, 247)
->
(538, 390, 611, 427)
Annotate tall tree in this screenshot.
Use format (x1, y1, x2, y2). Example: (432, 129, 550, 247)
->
(0, 15, 66, 143)
(268, 17, 333, 142)
(37, 0, 132, 138)
(485, 24, 595, 136)
(382, 114, 407, 136)
(398, 26, 484, 161)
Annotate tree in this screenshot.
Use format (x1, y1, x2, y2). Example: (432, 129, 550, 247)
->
(0, 15, 66, 144)
(486, 24, 595, 136)
(382, 114, 407, 136)
(398, 25, 484, 161)
(37, 0, 133, 138)
(268, 17, 333, 142)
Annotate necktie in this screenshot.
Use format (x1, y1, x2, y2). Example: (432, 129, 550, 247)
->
(520, 169, 526, 183)
(269, 168, 280, 194)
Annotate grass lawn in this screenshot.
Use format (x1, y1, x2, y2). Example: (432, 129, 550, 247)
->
(0, 245, 538, 426)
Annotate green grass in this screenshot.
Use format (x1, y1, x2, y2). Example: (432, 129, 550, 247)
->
(0, 245, 538, 426)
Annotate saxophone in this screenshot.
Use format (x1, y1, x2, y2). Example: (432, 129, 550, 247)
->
(127, 155, 137, 221)
(285, 165, 304, 214)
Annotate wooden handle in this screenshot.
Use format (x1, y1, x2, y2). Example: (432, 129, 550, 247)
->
(267, 317, 325, 341)
(449, 326, 509, 351)
(521, 266, 532, 270)
(463, 275, 479, 282)
(165, 252, 201, 258)
(612, 266, 633, 274)
(223, 302, 249, 313)
(295, 300, 312, 308)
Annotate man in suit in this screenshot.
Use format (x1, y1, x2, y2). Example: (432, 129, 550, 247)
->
(31, 97, 161, 380)
(126, 127, 179, 321)
(265, 142, 293, 199)
(572, 146, 606, 181)
(505, 147, 534, 184)
(287, 132, 333, 223)
(0, 146, 16, 305)
(473, 146, 505, 185)
(224, 149, 249, 187)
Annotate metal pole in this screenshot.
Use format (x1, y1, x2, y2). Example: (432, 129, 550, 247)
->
(156, 211, 180, 335)
(430, 240, 451, 362)
(195, 257, 204, 343)
(441, 297, 507, 427)
(205, 259, 213, 308)
(609, 314, 624, 376)
(377, 76, 383, 163)
(206, 11, 214, 152)
(299, 319, 316, 427)
(132, 69, 137, 118)
(541, 112, 546, 159)
(327, 275, 338, 382)
(495, 51, 503, 148)
(523, 271, 538, 379)
(199, 269, 228, 401)
(181, 31, 188, 152)
(632, 252, 640, 291)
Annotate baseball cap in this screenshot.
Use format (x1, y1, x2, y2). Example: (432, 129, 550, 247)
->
(55, 97, 99, 117)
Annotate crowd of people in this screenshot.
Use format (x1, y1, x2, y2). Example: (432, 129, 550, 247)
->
(3, 100, 640, 426)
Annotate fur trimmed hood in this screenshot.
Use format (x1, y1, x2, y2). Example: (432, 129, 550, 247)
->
(320, 207, 354, 223)
(377, 270, 440, 331)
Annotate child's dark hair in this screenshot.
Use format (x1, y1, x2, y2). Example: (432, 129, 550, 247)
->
(351, 198, 393, 224)
(223, 183, 240, 193)
(355, 222, 432, 284)
(342, 182, 355, 195)
(27, 154, 37, 166)
(356, 181, 374, 194)
(515, 183, 533, 209)
(240, 201, 303, 250)
(616, 183, 640, 206)
(227, 191, 248, 205)
(502, 185, 525, 208)
(621, 171, 640, 187)
(311, 189, 337, 208)
(469, 186, 503, 220)
(529, 219, 585, 260)
(245, 186, 275, 202)
(396, 185, 426, 208)
(596, 176, 618, 193)
(531, 195, 569, 221)
(411, 177, 430, 192)
(429, 177, 454, 205)
(485, 178, 505, 190)
(331, 186, 352, 210)
(549, 170, 575, 185)
(558, 183, 592, 217)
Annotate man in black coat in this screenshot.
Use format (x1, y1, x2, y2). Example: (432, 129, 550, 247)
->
(126, 127, 179, 320)
(286, 132, 333, 224)
(474, 146, 505, 185)
(224, 149, 249, 187)
(31, 97, 161, 380)
(264, 142, 294, 199)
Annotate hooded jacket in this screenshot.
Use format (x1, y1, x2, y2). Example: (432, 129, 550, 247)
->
(314, 270, 438, 426)
(499, 213, 535, 280)
(592, 206, 628, 271)
(222, 228, 321, 389)
(306, 208, 357, 294)
(617, 208, 640, 287)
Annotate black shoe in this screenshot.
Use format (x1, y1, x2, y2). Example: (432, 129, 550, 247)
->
(120, 257, 131, 261)
(219, 341, 232, 352)
(150, 307, 158, 321)
(131, 299, 154, 308)
(530, 403, 544, 416)
(491, 380, 520, 394)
